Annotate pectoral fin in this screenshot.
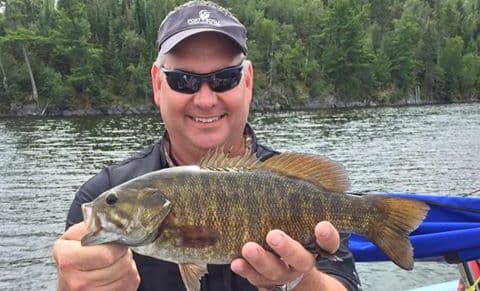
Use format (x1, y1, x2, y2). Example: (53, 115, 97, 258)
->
(179, 263, 208, 291)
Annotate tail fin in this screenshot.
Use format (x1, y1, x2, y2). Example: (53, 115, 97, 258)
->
(367, 196, 429, 270)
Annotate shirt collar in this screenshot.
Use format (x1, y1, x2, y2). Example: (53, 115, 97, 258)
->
(162, 125, 254, 167)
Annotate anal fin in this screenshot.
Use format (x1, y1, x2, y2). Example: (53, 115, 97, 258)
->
(179, 263, 208, 291)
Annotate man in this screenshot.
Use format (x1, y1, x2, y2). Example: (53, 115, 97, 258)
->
(53, 1, 361, 290)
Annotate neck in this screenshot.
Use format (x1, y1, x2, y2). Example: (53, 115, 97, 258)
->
(168, 136, 247, 166)
(169, 145, 204, 166)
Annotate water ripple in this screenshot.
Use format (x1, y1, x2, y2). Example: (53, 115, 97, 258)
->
(1, 103, 479, 290)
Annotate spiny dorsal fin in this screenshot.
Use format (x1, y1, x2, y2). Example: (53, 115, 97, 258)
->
(260, 153, 350, 193)
(199, 148, 261, 171)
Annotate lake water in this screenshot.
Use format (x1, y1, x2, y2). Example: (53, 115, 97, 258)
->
(1, 103, 479, 290)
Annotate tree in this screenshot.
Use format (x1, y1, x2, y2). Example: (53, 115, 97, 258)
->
(438, 36, 464, 100)
(1, 0, 479, 114)
(54, 0, 104, 107)
(460, 53, 480, 99)
(318, 0, 376, 101)
(417, 20, 444, 100)
(383, 12, 421, 100)
(0, 8, 7, 93)
(2, 0, 43, 108)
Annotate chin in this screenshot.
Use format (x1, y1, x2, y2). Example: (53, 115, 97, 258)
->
(192, 136, 227, 151)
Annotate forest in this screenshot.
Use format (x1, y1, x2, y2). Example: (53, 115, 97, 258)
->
(0, 0, 479, 115)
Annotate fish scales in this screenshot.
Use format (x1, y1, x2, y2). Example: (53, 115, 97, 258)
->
(81, 151, 430, 290)
(149, 169, 372, 263)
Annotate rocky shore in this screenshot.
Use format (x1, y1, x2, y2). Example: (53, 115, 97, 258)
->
(1, 103, 159, 117)
(1, 96, 478, 118)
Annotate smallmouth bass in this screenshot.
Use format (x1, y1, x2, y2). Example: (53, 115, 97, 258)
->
(81, 151, 429, 291)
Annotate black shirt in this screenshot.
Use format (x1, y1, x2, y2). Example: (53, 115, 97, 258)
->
(66, 127, 362, 291)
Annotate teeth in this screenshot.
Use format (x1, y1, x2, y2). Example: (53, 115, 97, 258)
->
(193, 116, 221, 123)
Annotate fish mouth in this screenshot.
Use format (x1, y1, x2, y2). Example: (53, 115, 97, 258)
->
(81, 202, 122, 246)
(81, 202, 107, 246)
(81, 229, 127, 246)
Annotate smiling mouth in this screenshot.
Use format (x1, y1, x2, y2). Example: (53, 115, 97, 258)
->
(191, 114, 226, 123)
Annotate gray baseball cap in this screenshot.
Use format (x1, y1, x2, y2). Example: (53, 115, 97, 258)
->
(157, 1, 247, 55)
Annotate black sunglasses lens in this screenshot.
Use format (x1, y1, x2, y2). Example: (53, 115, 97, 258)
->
(166, 72, 200, 94)
(209, 68, 242, 92)
(164, 63, 243, 93)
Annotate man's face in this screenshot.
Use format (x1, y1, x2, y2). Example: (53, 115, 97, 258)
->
(152, 32, 253, 154)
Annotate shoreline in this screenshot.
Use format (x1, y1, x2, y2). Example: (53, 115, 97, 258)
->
(0, 99, 478, 118)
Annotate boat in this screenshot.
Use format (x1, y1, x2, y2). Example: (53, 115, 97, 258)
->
(348, 192, 480, 290)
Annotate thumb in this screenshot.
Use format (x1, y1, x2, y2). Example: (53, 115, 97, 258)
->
(315, 221, 340, 254)
(61, 222, 89, 241)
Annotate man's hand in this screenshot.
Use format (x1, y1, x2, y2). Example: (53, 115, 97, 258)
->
(231, 221, 345, 291)
(52, 222, 140, 291)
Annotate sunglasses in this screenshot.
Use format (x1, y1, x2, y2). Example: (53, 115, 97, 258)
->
(161, 61, 245, 94)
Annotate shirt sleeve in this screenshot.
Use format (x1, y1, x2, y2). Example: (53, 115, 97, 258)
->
(315, 233, 362, 291)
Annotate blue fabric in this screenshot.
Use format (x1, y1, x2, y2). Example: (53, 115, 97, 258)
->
(349, 193, 480, 263)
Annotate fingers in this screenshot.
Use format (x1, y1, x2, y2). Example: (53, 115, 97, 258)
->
(61, 222, 89, 240)
(266, 230, 315, 272)
(80, 249, 136, 284)
(94, 270, 140, 291)
(231, 230, 315, 287)
(87, 250, 140, 290)
(53, 222, 140, 291)
(233, 241, 295, 284)
(315, 221, 340, 254)
(60, 259, 140, 291)
(231, 223, 342, 290)
(58, 251, 140, 291)
(231, 256, 296, 288)
(54, 235, 128, 271)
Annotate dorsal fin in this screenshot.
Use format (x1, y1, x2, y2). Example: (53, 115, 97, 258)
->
(199, 150, 350, 193)
(199, 148, 261, 171)
(260, 153, 350, 193)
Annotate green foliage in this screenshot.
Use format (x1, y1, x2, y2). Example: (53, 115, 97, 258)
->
(37, 66, 70, 107)
(383, 11, 421, 97)
(438, 36, 465, 100)
(318, 0, 376, 101)
(0, 0, 479, 114)
(460, 53, 480, 98)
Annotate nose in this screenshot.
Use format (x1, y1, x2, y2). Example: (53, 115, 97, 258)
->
(193, 82, 217, 109)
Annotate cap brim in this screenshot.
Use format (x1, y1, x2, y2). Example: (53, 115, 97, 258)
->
(159, 28, 246, 55)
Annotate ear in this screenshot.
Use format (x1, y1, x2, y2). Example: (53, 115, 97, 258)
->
(151, 64, 163, 108)
(244, 61, 254, 102)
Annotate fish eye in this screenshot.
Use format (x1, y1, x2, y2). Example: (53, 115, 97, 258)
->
(106, 193, 118, 205)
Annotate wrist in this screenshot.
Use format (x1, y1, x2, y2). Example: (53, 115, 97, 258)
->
(284, 268, 347, 291)
(269, 273, 304, 291)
